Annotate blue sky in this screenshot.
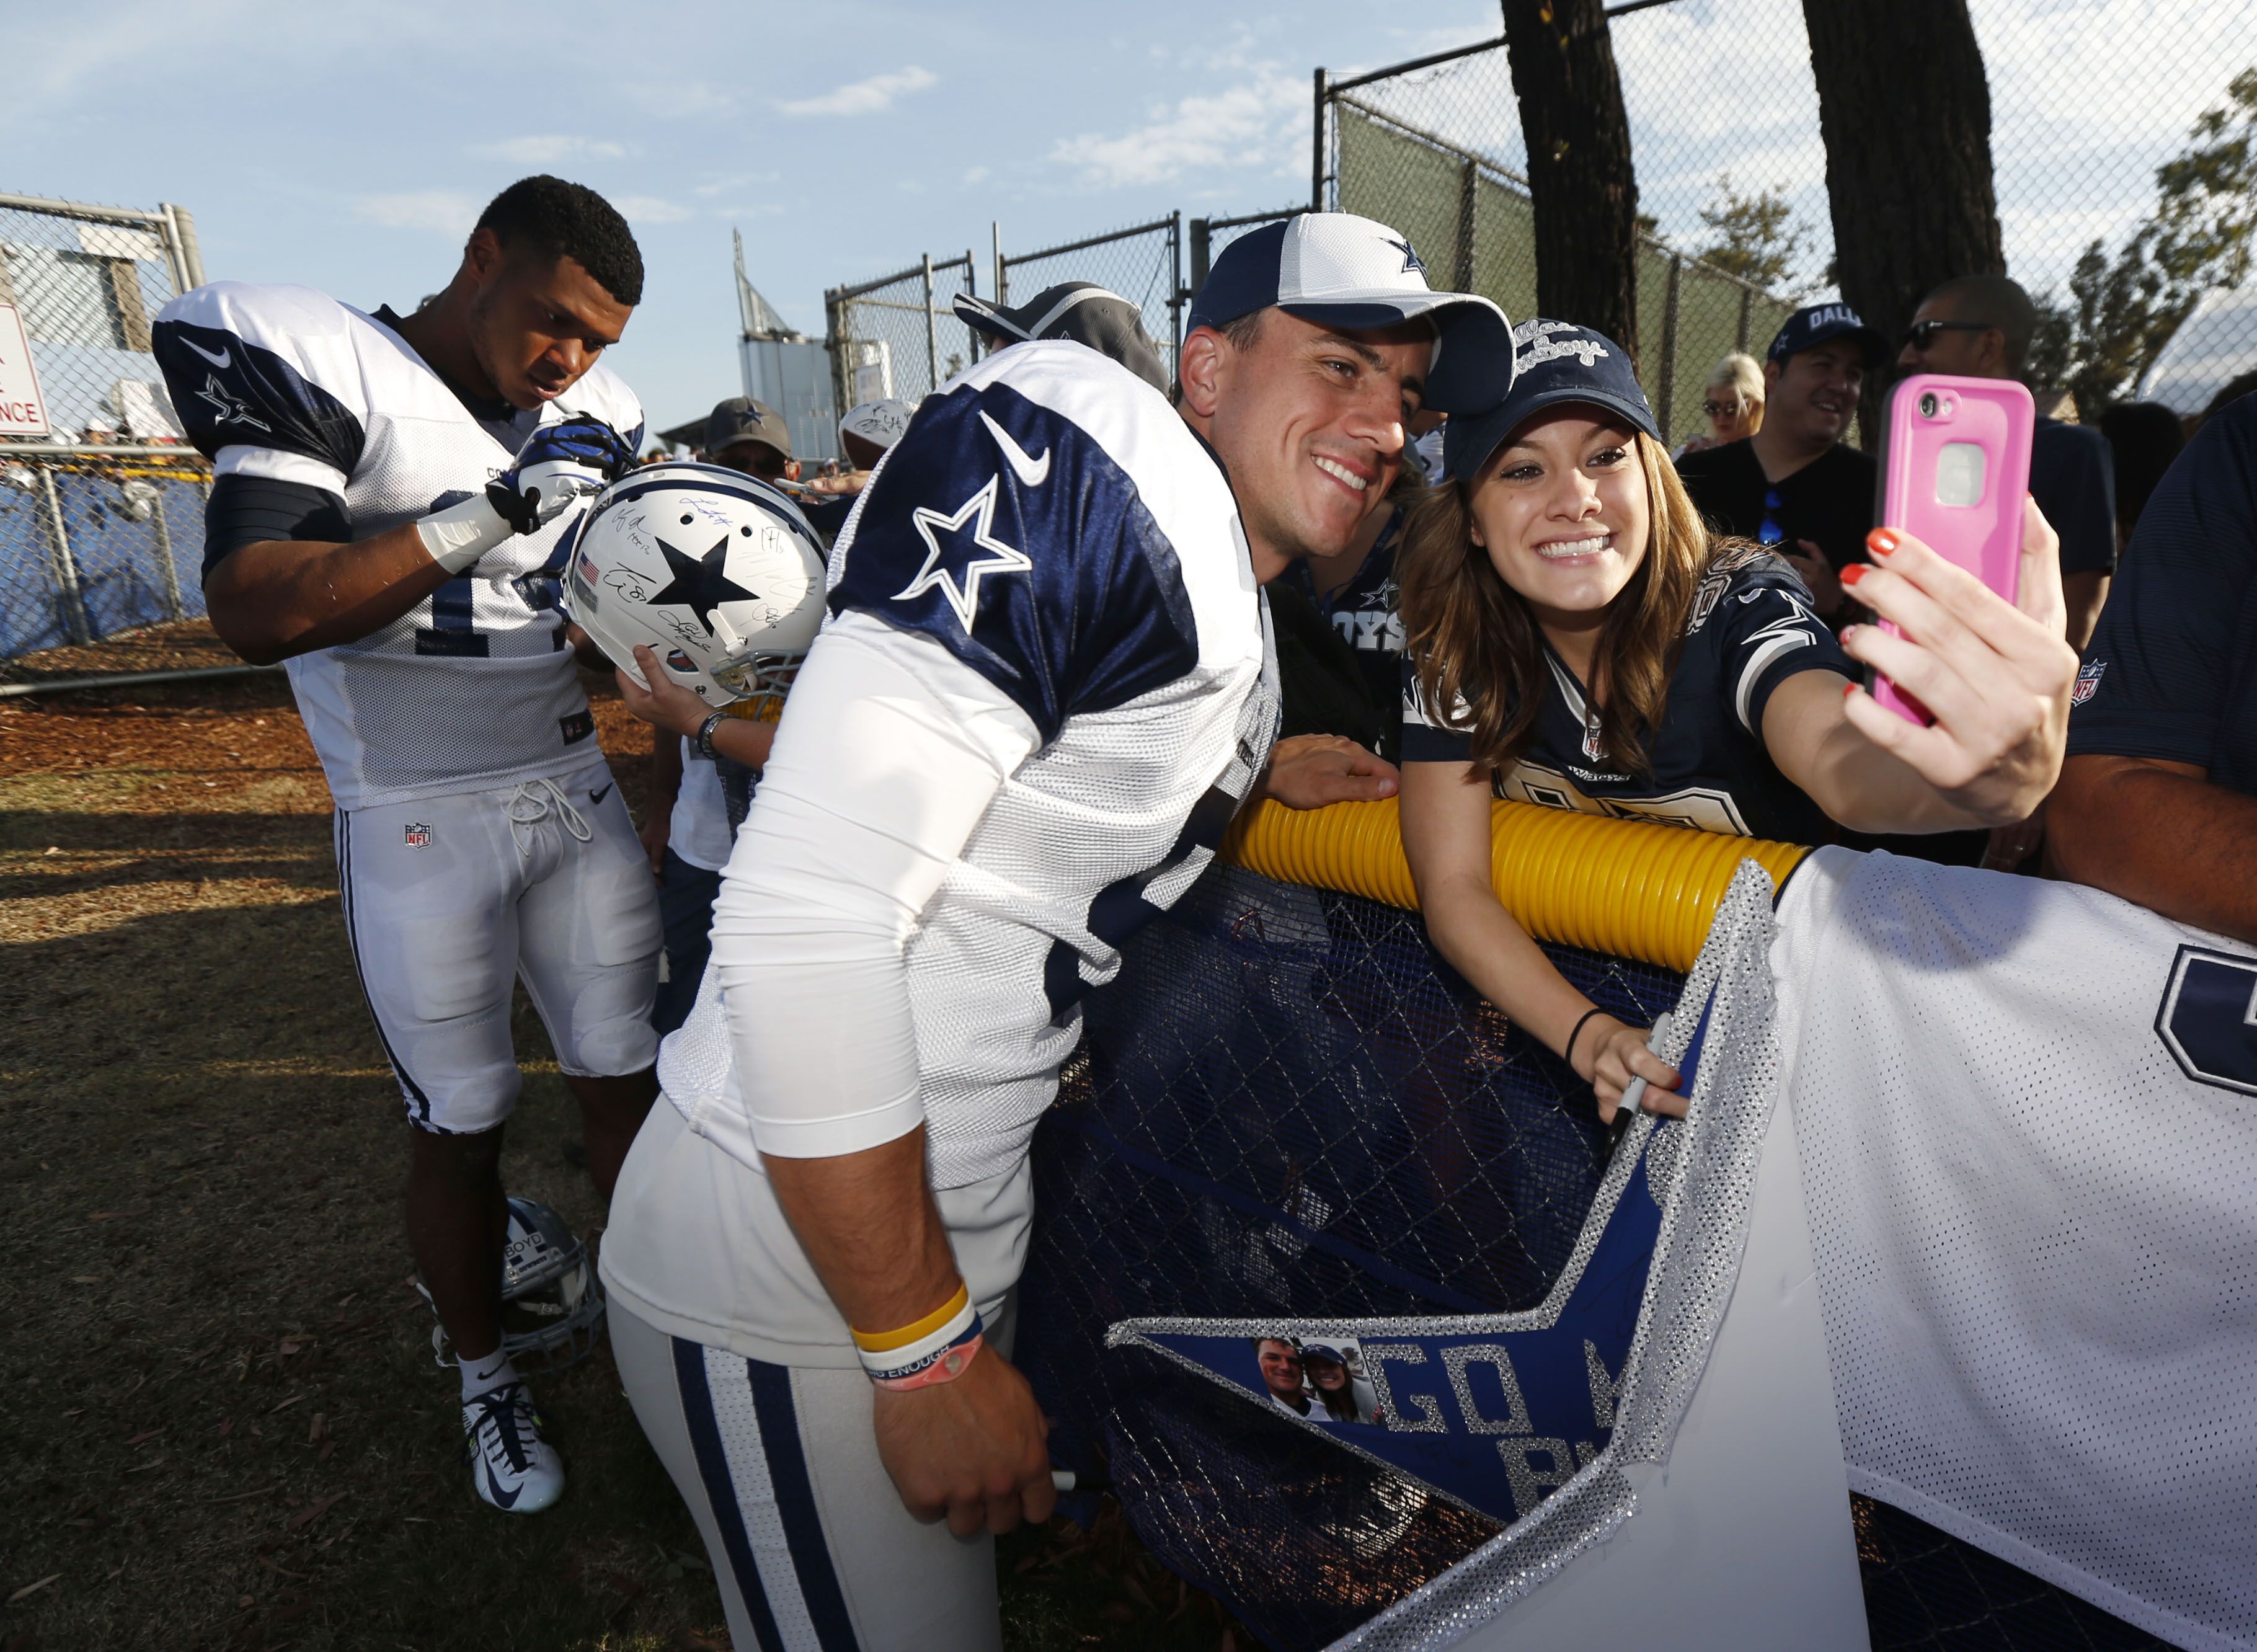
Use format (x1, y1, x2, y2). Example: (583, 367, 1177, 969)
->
(16, 0, 2255, 433)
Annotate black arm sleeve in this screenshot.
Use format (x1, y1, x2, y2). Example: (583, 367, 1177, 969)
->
(202, 474, 353, 580)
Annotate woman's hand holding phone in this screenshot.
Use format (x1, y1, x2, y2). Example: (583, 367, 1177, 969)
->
(1835, 497, 2078, 826)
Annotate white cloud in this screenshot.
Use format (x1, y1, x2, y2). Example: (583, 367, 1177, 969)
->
(473, 135, 627, 166)
(1050, 67, 1305, 189)
(353, 190, 481, 235)
(778, 65, 937, 118)
(612, 195, 694, 224)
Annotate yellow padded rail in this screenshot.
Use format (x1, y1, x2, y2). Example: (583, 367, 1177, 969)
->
(1220, 798, 1811, 974)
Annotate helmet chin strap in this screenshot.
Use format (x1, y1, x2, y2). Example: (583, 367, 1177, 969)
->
(709, 609, 747, 654)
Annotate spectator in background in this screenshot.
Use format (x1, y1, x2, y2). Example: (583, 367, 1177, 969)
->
(1675, 304, 1887, 624)
(2051, 392, 2257, 944)
(702, 396, 796, 483)
(2199, 368, 2257, 432)
(1897, 275, 2117, 649)
(1675, 351, 1764, 458)
(952, 281, 1171, 392)
(2098, 401, 2185, 553)
(837, 397, 913, 471)
(1272, 468, 1417, 764)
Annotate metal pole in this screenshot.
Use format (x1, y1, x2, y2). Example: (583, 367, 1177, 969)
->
(1737, 285, 1754, 354)
(992, 221, 1006, 311)
(1311, 69, 1331, 211)
(1168, 210, 1184, 365)
(150, 487, 184, 623)
(38, 464, 91, 647)
(0, 661, 281, 700)
(1455, 158, 1478, 293)
(156, 204, 193, 298)
(1658, 255, 1684, 442)
(1191, 220, 1211, 294)
(921, 254, 938, 394)
(825, 290, 851, 421)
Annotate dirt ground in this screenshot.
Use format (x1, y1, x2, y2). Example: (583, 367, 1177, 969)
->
(0, 631, 1245, 1651)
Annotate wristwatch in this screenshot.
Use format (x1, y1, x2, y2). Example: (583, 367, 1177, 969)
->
(694, 708, 730, 762)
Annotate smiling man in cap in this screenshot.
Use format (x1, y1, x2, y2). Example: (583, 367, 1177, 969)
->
(600, 210, 1506, 1650)
(1677, 301, 1888, 624)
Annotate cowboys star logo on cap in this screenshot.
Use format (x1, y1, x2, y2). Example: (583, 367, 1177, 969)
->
(1182, 212, 1514, 412)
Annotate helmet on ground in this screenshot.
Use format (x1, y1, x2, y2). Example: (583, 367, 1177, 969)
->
(564, 460, 828, 711)
(416, 1197, 606, 1373)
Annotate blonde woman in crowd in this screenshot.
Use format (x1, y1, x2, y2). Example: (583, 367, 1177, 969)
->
(1674, 351, 1764, 457)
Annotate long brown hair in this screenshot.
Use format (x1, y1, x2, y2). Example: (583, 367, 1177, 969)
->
(1398, 430, 1720, 779)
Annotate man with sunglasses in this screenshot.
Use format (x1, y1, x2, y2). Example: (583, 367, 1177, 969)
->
(1676, 303, 1889, 628)
(1898, 275, 2117, 650)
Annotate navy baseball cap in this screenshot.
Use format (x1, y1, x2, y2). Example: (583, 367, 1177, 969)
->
(1767, 301, 1886, 368)
(1442, 320, 1657, 483)
(1183, 212, 1513, 412)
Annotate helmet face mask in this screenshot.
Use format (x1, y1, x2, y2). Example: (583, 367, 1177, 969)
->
(416, 1197, 605, 1374)
(564, 461, 829, 710)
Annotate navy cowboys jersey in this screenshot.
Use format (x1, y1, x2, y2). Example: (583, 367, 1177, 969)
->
(1403, 546, 1851, 844)
(153, 282, 645, 809)
(659, 340, 1279, 1191)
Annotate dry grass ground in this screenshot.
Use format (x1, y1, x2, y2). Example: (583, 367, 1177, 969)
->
(0, 647, 1246, 1651)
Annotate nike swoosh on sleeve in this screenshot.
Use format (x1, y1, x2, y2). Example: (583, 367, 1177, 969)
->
(978, 410, 1050, 487)
(181, 337, 233, 369)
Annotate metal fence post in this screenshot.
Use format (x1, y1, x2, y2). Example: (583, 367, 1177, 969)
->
(1455, 157, 1479, 293)
(1312, 69, 1330, 211)
(150, 487, 185, 623)
(1658, 255, 1684, 442)
(1737, 285, 1753, 355)
(824, 289, 849, 420)
(165, 202, 206, 288)
(37, 465, 91, 647)
(1168, 211, 1184, 363)
(1191, 219, 1212, 294)
(921, 254, 938, 392)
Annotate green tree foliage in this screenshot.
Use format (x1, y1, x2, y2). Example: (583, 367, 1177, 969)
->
(2032, 68, 2257, 411)
(1693, 176, 1811, 295)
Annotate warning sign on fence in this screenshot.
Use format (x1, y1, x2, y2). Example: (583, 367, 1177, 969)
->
(0, 303, 51, 437)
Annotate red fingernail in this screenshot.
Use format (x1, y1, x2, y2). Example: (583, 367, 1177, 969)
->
(1842, 682, 1858, 699)
(1867, 528, 1899, 557)
(1839, 562, 1866, 587)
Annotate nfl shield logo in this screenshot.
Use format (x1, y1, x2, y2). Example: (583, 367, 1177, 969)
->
(404, 822, 433, 849)
(2072, 659, 2106, 706)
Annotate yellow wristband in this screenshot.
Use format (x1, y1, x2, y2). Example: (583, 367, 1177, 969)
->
(850, 1282, 970, 1354)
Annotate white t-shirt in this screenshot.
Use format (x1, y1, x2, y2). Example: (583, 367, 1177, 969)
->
(667, 741, 734, 873)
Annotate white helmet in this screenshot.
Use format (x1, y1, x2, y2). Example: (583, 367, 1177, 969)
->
(564, 460, 828, 709)
(416, 1197, 605, 1373)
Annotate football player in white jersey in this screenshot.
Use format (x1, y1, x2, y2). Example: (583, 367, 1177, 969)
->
(154, 176, 660, 1516)
(596, 213, 1512, 1650)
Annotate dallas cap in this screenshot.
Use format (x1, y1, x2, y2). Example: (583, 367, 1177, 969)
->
(838, 397, 913, 453)
(1182, 212, 1513, 413)
(703, 396, 792, 461)
(1442, 319, 1659, 484)
(1767, 301, 1887, 368)
(952, 282, 1169, 393)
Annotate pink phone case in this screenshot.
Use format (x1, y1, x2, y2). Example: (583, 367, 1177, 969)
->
(1873, 373, 2034, 725)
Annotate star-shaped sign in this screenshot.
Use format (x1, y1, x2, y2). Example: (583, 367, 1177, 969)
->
(195, 373, 270, 432)
(1386, 236, 1426, 276)
(895, 473, 1032, 632)
(647, 532, 759, 635)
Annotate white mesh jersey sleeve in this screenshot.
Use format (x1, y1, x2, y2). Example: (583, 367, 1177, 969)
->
(153, 282, 636, 809)
(658, 344, 1279, 1189)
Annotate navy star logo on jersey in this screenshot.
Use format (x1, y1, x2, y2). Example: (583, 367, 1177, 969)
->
(194, 373, 270, 432)
(1386, 237, 1426, 275)
(895, 473, 1033, 631)
(647, 533, 757, 636)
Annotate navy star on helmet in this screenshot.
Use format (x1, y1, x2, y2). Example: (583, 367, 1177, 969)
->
(415, 1198, 605, 1373)
(1183, 211, 1512, 412)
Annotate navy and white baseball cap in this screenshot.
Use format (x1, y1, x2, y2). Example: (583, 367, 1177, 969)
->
(1183, 213, 1513, 412)
(1766, 301, 1887, 368)
(1442, 320, 1658, 483)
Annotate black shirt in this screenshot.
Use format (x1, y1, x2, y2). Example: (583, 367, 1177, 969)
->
(2069, 393, 2257, 794)
(1278, 507, 1404, 757)
(1401, 546, 1854, 845)
(2030, 417, 2118, 576)
(1675, 438, 1878, 579)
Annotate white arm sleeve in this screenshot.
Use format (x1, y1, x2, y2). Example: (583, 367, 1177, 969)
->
(709, 609, 1041, 1160)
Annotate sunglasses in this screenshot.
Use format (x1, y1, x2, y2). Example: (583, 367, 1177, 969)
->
(1900, 319, 1992, 351)
(1701, 399, 1744, 419)
(1759, 487, 1784, 547)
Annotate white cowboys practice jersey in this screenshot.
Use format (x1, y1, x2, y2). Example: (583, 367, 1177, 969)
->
(660, 340, 1280, 1192)
(153, 282, 645, 809)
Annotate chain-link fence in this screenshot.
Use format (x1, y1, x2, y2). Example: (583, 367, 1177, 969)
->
(1321, 42, 1793, 450)
(996, 215, 1185, 384)
(1187, 206, 1303, 302)
(822, 251, 980, 415)
(1, 192, 211, 664)
(1318, 2, 2257, 425)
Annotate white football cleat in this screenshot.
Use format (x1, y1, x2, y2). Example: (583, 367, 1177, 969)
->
(462, 1382, 564, 1514)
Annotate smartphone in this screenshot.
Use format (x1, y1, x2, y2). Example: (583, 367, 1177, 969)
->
(1872, 373, 2035, 724)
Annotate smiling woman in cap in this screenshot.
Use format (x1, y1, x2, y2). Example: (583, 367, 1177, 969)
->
(1397, 319, 2079, 1121)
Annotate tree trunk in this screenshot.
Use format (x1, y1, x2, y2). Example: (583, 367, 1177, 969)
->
(1802, 0, 2005, 437)
(1501, 0, 1641, 358)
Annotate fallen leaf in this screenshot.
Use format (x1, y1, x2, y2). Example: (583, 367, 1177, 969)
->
(287, 1492, 345, 1531)
(70, 1276, 100, 1286)
(307, 1413, 327, 1444)
(268, 1394, 306, 1416)
(125, 1456, 168, 1474)
(258, 1556, 308, 1580)
(124, 1429, 164, 1447)
(62, 1408, 84, 1419)
(218, 1419, 233, 1439)
(6, 1574, 61, 1605)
